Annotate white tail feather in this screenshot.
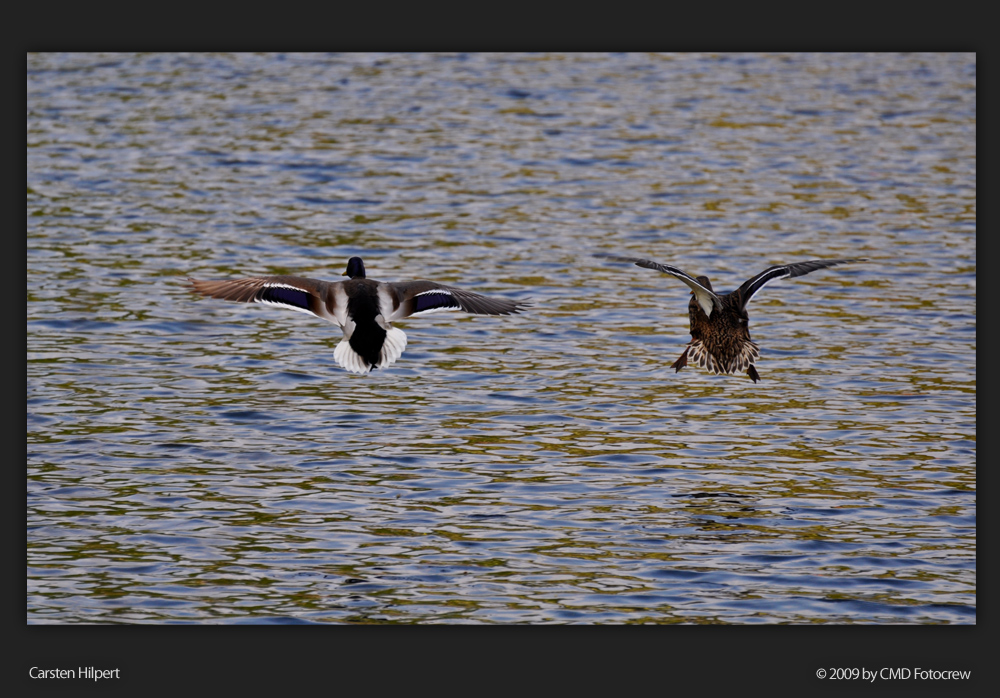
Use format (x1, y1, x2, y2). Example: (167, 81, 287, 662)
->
(377, 327, 407, 368)
(334, 340, 371, 374)
(333, 327, 408, 375)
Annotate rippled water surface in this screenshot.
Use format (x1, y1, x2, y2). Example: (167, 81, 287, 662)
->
(27, 53, 976, 624)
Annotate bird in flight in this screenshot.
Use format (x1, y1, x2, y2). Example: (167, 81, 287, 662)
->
(595, 254, 865, 382)
(189, 256, 528, 374)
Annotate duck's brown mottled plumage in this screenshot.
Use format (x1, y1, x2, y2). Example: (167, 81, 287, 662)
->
(671, 274, 762, 381)
(595, 254, 865, 382)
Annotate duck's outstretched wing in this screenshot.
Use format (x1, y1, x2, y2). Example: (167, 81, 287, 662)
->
(188, 275, 343, 324)
(383, 280, 528, 321)
(736, 259, 866, 310)
(594, 253, 723, 317)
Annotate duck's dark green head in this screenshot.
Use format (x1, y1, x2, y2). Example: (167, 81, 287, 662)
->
(696, 275, 713, 291)
(343, 257, 366, 279)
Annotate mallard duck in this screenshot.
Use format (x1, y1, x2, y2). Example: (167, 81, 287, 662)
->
(189, 257, 527, 374)
(595, 254, 865, 382)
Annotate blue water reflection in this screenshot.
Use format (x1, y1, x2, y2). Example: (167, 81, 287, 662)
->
(28, 52, 975, 624)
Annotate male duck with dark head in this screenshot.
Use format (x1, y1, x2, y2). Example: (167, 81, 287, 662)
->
(595, 253, 865, 382)
(189, 257, 528, 374)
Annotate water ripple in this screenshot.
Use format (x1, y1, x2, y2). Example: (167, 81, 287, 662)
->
(28, 52, 975, 624)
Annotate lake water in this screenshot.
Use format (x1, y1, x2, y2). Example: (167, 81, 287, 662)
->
(27, 52, 976, 624)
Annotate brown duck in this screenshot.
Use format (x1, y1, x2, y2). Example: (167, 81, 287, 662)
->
(596, 254, 865, 382)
